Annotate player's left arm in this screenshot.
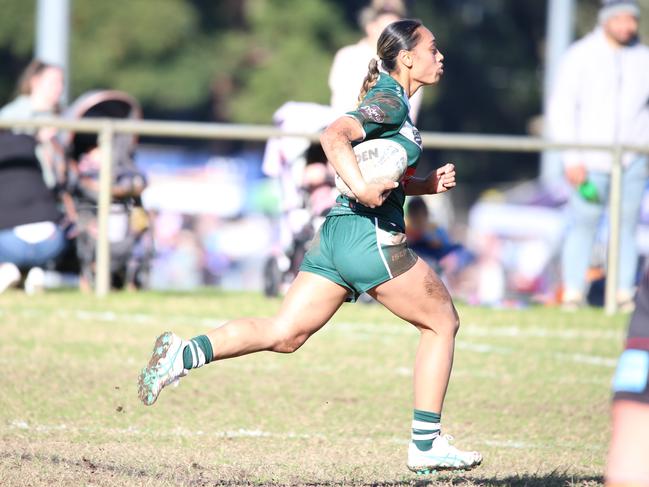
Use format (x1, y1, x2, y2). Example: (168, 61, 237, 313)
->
(404, 163, 456, 195)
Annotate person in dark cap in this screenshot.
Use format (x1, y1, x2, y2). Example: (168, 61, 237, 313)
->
(547, 0, 649, 312)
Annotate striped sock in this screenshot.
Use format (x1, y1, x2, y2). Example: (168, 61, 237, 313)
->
(182, 335, 213, 370)
(412, 409, 441, 452)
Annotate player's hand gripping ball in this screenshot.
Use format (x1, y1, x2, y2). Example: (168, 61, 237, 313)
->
(335, 139, 408, 199)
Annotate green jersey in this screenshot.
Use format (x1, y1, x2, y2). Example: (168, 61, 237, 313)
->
(327, 73, 423, 231)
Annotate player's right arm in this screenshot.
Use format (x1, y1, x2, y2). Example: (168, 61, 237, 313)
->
(320, 116, 397, 209)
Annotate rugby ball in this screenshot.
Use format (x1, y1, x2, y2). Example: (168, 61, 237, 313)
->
(335, 138, 408, 199)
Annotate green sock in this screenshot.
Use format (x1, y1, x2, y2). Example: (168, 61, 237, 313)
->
(411, 409, 441, 452)
(182, 335, 213, 370)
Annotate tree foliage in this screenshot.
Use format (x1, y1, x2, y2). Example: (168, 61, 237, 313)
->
(1, 0, 648, 181)
(0, 0, 354, 122)
(220, 0, 354, 123)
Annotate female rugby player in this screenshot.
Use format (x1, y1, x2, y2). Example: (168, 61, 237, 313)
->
(138, 19, 482, 473)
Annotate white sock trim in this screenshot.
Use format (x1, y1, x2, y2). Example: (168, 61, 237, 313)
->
(189, 340, 206, 369)
(412, 432, 438, 440)
(412, 420, 441, 431)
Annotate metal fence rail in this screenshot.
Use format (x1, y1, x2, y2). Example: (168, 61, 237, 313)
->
(2, 117, 648, 314)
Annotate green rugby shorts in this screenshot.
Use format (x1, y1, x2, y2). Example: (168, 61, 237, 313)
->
(300, 214, 418, 302)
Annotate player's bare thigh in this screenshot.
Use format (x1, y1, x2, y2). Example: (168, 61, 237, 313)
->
(271, 271, 350, 352)
(368, 257, 458, 334)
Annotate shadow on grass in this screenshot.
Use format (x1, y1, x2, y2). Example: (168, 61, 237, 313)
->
(5, 452, 603, 486)
(279, 473, 604, 486)
(405, 472, 604, 487)
(160, 473, 605, 486)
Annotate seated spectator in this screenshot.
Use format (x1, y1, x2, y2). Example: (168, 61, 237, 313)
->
(0, 132, 68, 294)
(406, 196, 470, 263)
(406, 196, 476, 298)
(0, 59, 77, 228)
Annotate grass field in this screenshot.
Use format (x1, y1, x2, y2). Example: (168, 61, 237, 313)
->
(0, 290, 629, 486)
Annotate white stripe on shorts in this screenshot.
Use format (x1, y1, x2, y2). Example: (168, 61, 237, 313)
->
(374, 217, 393, 279)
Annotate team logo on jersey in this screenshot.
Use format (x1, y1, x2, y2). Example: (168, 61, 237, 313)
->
(400, 121, 423, 149)
(359, 104, 385, 123)
(413, 128, 422, 146)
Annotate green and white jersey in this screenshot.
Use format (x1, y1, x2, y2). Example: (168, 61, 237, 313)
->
(327, 73, 423, 231)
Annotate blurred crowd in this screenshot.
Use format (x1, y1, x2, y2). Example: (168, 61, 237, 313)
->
(1, 0, 648, 315)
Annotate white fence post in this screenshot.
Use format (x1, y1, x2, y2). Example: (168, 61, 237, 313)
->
(605, 146, 624, 315)
(95, 122, 114, 297)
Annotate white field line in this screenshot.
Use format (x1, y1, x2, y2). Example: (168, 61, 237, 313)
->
(333, 321, 622, 341)
(1, 307, 622, 341)
(551, 352, 617, 367)
(0, 308, 225, 328)
(5, 420, 319, 439)
(454, 342, 617, 368)
(1, 308, 620, 368)
(395, 366, 608, 384)
(340, 328, 617, 368)
(5, 420, 604, 452)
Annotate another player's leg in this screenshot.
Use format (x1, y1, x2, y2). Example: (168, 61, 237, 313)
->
(370, 258, 481, 473)
(605, 269, 649, 485)
(606, 400, 649, 486)
(138, 271, 348, 405)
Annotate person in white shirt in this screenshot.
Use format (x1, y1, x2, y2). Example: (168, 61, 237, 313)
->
(547, 0, 649, 311)
(328, 6, 423, 122)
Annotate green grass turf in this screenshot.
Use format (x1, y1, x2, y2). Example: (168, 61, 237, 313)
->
(0, 290, 628, 486)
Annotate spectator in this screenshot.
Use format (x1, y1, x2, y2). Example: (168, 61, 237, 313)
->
(0, 60, 64, 121)
(328, 5, 423, 121)
(0, 60, 65, 189)
(606, 268, 649, 485)
(547, 0, 649, 311)
(0, 132, 68, 294)
(406, 196, 475, 299)
(406, 196, 463, 263)
(0, 60, 77, 231)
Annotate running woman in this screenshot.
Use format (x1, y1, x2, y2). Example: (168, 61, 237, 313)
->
(138, 19, 482, 474)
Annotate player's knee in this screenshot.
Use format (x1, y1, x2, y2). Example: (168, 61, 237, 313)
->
(273, 334, 307, 353)
(271, 322, 308, 353)
(421, 305, 459, 337)
(437, 315, 460, 337)
(449, 312, 460, 337)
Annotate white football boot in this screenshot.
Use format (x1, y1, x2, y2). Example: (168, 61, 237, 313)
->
(138, 332, 188, 406)
(407, 434, 482, 474)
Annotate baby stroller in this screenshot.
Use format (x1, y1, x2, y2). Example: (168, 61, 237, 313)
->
(261, 102, 337, 296)
(62, 90, 154, 290)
